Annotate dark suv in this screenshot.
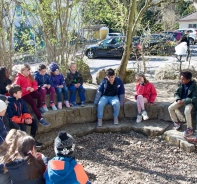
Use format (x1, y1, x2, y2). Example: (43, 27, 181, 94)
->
(85, 36, 141, 59)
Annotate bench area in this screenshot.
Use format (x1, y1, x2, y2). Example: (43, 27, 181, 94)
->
(27, 84, 196, 152)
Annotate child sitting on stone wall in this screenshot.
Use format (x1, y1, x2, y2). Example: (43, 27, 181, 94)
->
(34, 64, 57, 111)
(49, 62, 70, 109)
(65, 62, 86, 107)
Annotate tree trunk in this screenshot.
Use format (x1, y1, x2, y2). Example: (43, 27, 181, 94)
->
(118, 0, 136, 81)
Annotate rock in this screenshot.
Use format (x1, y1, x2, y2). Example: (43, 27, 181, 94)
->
(154, 63, 197, 80)
(96, 69, 106, 85)
(164, 130, 195, 152)
(77, 60, 92, 83)
(124, 69, 136, 84)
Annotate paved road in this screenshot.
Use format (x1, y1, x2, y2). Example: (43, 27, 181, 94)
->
(86, 45, 197, 83)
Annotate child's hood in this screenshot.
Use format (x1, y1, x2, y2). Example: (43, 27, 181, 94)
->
(34, 71, 40, 77)
(46, 156, 77, 182)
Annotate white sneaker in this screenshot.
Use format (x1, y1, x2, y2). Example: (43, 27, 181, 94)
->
(136, 115, 142, 123)
(97, 119, 102, 127)
(114, 117, 119, 125)
(142, 111, 149, 120)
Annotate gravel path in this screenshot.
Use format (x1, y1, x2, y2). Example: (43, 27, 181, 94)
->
(42, 132, 197, 184)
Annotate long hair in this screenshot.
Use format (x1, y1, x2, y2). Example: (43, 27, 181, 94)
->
(0, 130, 26, 170)
(17, 136, 46, 179)
(20, 64, 34, 81)
(0, 67, 7, 81)
(135, 73, 149, 84)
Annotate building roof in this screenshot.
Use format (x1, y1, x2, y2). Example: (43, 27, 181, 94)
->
(179, 12, 197, 22)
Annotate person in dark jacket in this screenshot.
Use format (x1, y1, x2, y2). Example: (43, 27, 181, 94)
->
(6, 84, 42, 148)
(4, 135, 46, 184)
(34, 64, 57, 111)
(0, 67, 12, 95)
(178, 30, 190, 61)
(65, 62, 86, 107)
(44, 131, 91, 184)
(49, 62, 70, 109)
(0, 100, 7, 145)
(168, 71, 197, 136)
(94, 68, 125, 127)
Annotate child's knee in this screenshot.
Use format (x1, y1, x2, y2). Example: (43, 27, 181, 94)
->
(137, 95, 143, 99)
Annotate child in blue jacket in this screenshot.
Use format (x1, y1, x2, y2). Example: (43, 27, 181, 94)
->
(44, 131, 91, 184)
(94, 68, 125, 127)
(34, 64, 57, 111)
(49, 62, 70, 109)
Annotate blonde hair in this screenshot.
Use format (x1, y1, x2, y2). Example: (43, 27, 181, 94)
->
(20, 64, 34, 81)
(69, 62, 76, 68)
(0, 130, 26, 167)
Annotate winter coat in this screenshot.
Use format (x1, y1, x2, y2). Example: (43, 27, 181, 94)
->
(51, 74, 65, 88)
(14, 73, 38, 97)
(34, 71, 53, 88)
(44, 156, 90, 184)
(94, 77, 125, 105)
(174, 80, 197, 108)
(135, 82, 157, 103)
(0, 79, 12, 95)
(0, 117, 7, 145)
(65, 70, 83, 87)
(5, 159, 45, 184)
(7, 96, 31, 124)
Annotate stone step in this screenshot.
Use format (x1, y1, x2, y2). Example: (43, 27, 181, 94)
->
(36, 119, 171, 150)
(37, 101, 173, 133)
(164, 130, 196, 152)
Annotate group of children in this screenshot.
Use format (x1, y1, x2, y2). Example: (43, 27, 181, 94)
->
(0, 62, 197, 183)
(0, 129, 91, 184)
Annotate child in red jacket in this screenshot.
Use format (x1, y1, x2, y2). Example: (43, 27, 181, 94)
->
(135, 73, 157, 123)
(14, 64, 50, 127)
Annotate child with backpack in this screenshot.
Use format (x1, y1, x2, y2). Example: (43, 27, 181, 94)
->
(14, 64, 50, 126)
(49, 62, 70, 109)
(44, 131, 91, 184)
(34, 64, 57, 111)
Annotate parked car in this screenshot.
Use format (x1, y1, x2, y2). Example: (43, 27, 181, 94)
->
(85, 36, 141, 59)
(139, 34, 176, 55)
(162, 31, 183, 41)
(106, 33, 123, 39)
(177, 28, 197, 44)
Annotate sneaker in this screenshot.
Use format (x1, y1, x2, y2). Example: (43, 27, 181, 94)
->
(39, 118, 50, 126)
(114, 117, 119, 125)
(50, 103, 57, 111)
(184, 136, 197, 144)
(136, 115, 142, 123)
(184, 128, 193, 137)
(57, 102, 62, 109)
(35, 141, 43, 148)
(64, 101, 70, 108)
(70, 102, 78, 107)
(174, 122, 181, 130)
(42, 104, 49, 112)
(81, 101, 86, 107)
(97, 119, 102, 127)
(142, 110, 149, 120)
(39, 107, 46, 114)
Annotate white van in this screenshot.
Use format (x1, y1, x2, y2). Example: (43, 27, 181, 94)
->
(177, 28, 197, 44)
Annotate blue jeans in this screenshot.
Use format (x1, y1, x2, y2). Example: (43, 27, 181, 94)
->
(68, 85, 86, 103)
(97, 95, 120, 119)
(55, 86, 69, 102)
